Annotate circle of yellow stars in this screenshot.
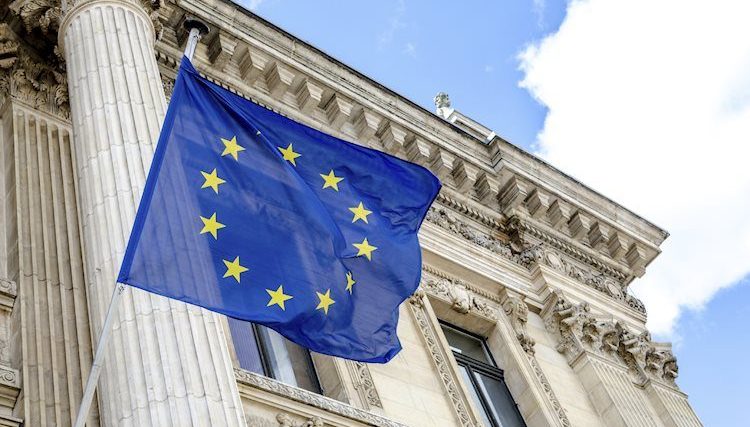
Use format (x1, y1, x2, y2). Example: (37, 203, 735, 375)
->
(197, 133, 380, 316)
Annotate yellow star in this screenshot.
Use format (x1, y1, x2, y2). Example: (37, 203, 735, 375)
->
(200, 168, 226, 194)
(316, 289, 335, 315)
(278, 143, 301, 166)
(199, 213, 225, 239)
(221, 136, 245, 160)
(266, 285, 293, 310)
(345, 271, 356, 294)
(353, 238, 377, 261)
(320, 170, 344, 191)
(348, 202, 373, 224)
(222, 256, 249, 283)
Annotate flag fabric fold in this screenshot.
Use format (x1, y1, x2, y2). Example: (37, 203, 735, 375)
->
(118, 57, 441, 363)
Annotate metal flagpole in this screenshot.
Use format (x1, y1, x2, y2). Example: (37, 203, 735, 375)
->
(72, 18, 210, 427)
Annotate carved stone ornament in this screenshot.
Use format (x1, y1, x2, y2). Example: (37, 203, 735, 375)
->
(349, 361, 383, 409)
(407, 295, 475, 427)
(0, 23, 69, 118)
(424, 207, 647, 314)
(425, 207, 538, 268)
(235, 369, 407, 427)
(276, 413, 325, 427)
(546, 290, 678, 386)
(421, 273, 497, 320)
(502, 294, 536, 355)
(540, 248, 646, 315)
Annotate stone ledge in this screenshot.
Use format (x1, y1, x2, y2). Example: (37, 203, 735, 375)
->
(234, 369, 407, 427)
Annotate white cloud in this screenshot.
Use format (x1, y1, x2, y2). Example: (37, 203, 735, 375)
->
(484, 65, 495, 73)
(236, 0, 264, 10)
(378, 0, 406, 48)
(532, 0, 546, 28)
(519, 0, 750, 336)
(403, 42, 417, 58)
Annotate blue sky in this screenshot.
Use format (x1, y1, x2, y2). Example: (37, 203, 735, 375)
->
(238, 1, 749, 424)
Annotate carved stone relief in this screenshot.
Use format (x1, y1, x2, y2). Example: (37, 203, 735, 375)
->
(546, 290, 677, 386)
(421, 272, 497, 320)
(425, 206, 647, 314)
(348, 361, 383, 409)
(407, 294, 476, 427)
(276, 413, 324, 427)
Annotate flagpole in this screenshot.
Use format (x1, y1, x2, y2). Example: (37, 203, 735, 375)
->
(72, 18, 209, 427)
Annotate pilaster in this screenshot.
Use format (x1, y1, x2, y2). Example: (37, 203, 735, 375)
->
(58, 1, 245, 425)
(543, 290, 701, 427)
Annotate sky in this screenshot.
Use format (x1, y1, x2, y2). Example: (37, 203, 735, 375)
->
(236, 1, 749, 424)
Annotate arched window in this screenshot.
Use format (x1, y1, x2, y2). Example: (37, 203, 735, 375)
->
(441, 322, 526, 427)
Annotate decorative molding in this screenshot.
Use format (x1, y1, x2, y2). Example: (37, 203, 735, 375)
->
(0, 279, 16, 313)
(418, 267, 571, 427)
(527, 357, 571, 427)
(501, 293, 536, 355)
(407, 294, 476, 427)
(513, 217, 628, 282)
(546, 290, 677, 387)
(421, 270, 497, 320)
(425, 206, 647, 314)
(276, 413, 324, 427)
(425, 207, 538, 268)
(435, 192, 505, 232)
(235, 369, 406, 427)
(347, 361, 383, 409)
(0, 364, 20, 411)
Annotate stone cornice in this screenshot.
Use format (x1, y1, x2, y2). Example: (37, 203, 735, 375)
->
(424, 205, 647, 315)
(235, 369, 406, 427)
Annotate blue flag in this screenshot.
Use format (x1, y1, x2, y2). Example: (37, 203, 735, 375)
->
(118, 57, 440, 363)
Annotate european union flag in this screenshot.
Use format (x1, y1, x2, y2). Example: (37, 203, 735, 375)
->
(118, 58, 440, 363)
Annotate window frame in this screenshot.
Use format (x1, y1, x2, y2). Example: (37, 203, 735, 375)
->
(440, 321, 526, 427)
(232, 320, 323, 394)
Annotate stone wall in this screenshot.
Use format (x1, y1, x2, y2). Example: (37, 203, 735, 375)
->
(0, 0, 703, 426)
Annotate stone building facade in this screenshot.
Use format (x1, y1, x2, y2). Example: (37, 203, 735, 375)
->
(0, 0, 702, 426)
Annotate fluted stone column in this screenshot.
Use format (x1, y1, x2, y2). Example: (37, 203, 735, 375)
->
(59, 1, 246, 425)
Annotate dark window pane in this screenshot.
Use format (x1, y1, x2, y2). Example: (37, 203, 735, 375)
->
(474, 371, 526, 427)
(441, 324, 493, 364)
(227, 318, 264, 374)
(257, 327, 321, 393)
(459, 365, 493, 427)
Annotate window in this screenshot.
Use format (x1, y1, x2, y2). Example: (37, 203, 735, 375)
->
(228, 318, 321, 394)
(441, 323, 526, 427)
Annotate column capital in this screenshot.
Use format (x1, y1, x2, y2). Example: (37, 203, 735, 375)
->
(58, 0, 162, 53)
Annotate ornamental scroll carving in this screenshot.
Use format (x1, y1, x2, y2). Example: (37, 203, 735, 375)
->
(349, 361, 383, 409)
(421, 272, 497, 320)
(546, 290, 678, 386)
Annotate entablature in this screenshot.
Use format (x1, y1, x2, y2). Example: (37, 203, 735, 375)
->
(150, 0, 668, 296)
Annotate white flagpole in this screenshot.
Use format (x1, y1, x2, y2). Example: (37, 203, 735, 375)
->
(72, 18, 209, 427)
